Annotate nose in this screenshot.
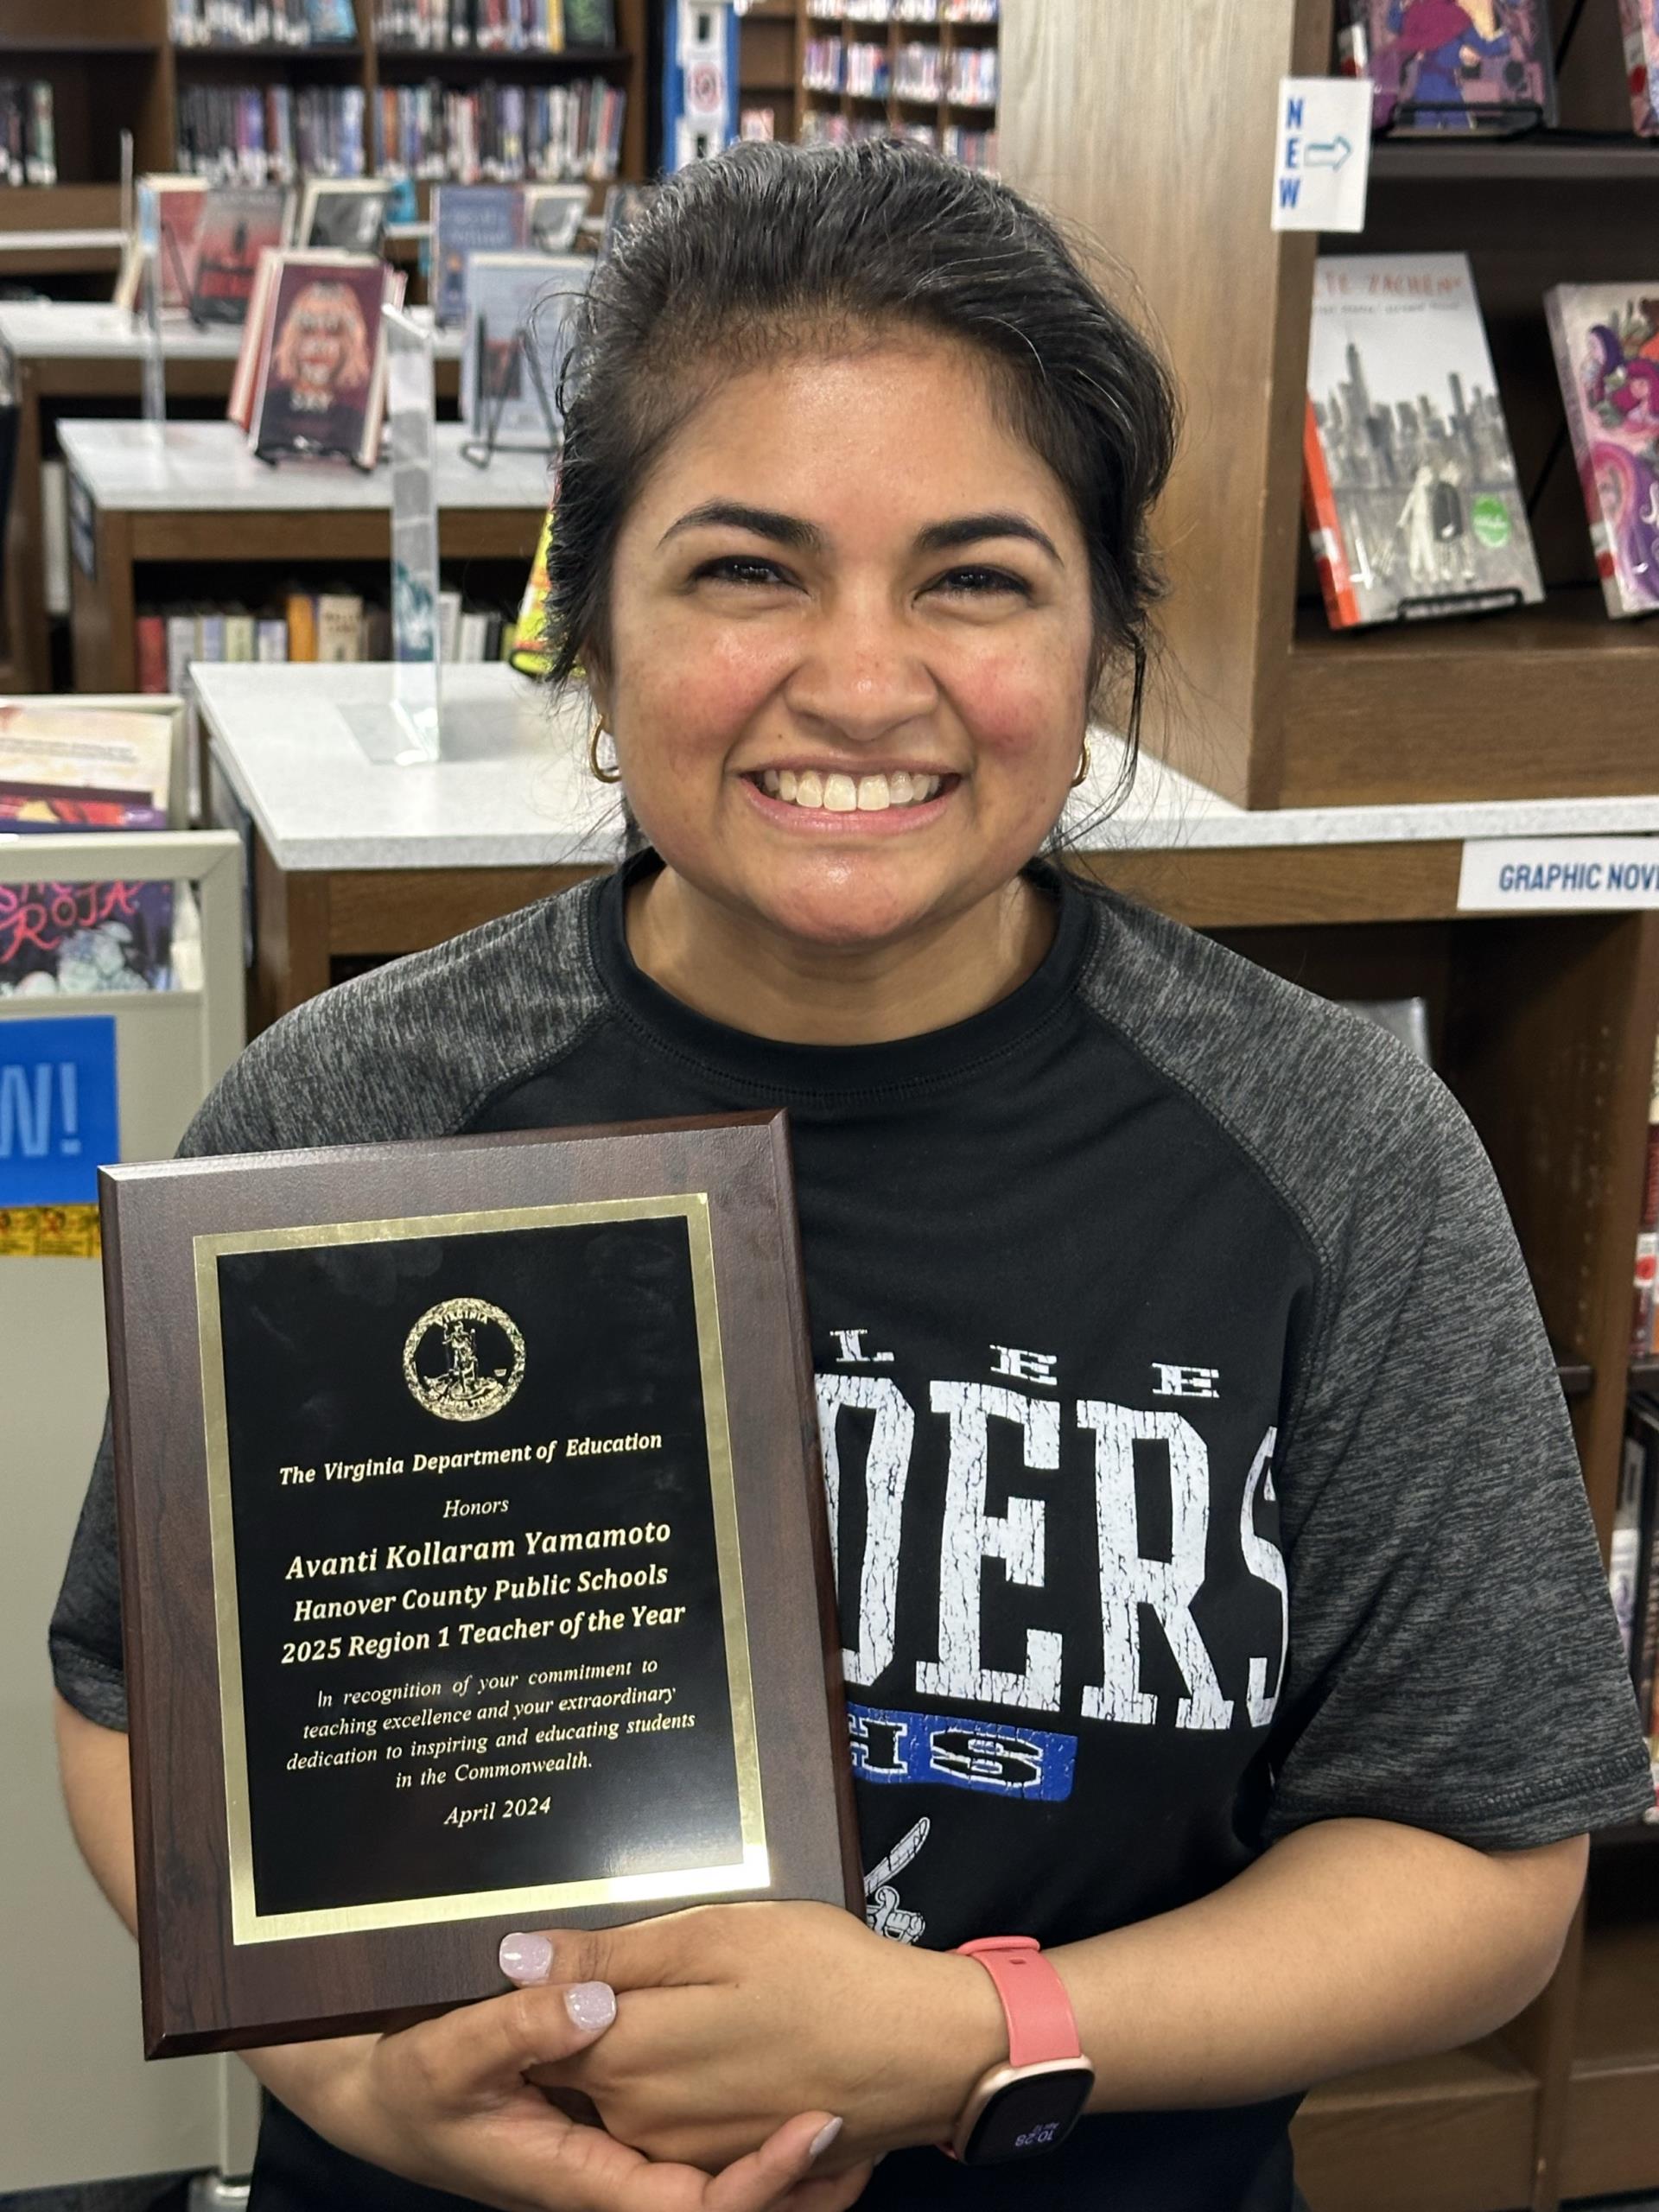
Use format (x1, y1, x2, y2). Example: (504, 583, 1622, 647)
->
(781, 582, 938, 747)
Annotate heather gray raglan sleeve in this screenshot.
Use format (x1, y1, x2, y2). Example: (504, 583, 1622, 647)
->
(1260, 1071, 1654, 1848)
(48, 1047, 296, 1732)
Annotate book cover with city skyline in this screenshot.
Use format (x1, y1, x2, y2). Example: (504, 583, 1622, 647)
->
(1306, 252, 1543, 627)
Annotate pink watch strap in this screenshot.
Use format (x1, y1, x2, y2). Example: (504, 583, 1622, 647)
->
(956, 1936, 1082, 2068)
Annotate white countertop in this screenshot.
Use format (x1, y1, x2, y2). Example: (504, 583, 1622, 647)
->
(199, 661, 1659, 875)
(200, 662, 620, 872)
(58, 417, 551, 515)
(0, 298, 461, 364)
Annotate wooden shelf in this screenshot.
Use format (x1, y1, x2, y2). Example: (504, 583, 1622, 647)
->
(1370, 133, 1659, 184)
(1, 39, 162, 54)
(1290, 2040, 1537, 2212)
(1278, 592, 1659, 809)
(172, 43, 364, 60)
(372, 44, 629, 65)
(1560, 1912, 1659, 2198)
(1631, 1355, 1659, 1391)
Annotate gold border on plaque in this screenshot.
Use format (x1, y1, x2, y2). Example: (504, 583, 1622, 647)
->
(193, 1194, 769, 1946)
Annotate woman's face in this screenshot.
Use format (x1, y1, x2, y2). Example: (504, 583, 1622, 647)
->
(597, 337, 1097, 954)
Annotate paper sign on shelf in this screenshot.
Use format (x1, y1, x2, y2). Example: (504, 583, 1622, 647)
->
(1271, 77, 1372, 233)
(1458, 837, 1659, 912)
(0, 1014, 119, 1208)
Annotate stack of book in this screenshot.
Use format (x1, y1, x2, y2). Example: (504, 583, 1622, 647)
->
(177, 82, 369, 181)
(945, 43, 995, 105)
(172, 0, 359, 44)
(1613, 1398, 1659, 1824)
(134, 592, 521, 675)
(372, 77, 623, 180)
(0, 80, 55, 187)
(375, 0, 617, 46)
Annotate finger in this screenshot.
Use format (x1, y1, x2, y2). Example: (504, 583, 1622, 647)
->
(704, 2114, 845, 2212)
(498, 1915, 697, 1995)
(782, 2165, 876, 2212)
(391, 1980, 618, 2105)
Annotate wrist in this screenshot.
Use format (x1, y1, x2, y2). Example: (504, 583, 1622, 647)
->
(870, 1948, 1007, 2152)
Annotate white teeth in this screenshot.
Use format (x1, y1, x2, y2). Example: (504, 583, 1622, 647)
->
(757, 768, 947, 810)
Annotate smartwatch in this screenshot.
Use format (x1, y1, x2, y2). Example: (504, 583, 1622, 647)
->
(945, 1936, 1095, 2164)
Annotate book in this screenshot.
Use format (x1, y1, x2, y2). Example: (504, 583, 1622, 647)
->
(1621, 0, 1659, 136)
(125, 175, 210, 314)
(1305, 254, 1543, 628)
(0, 78, 56, 188)
(136, 614, 168, 695)
(562, 0, 614, 42)
(297, 176, 392, 253)
(228, 249, 283, 429)
(248, 253, 391, 465)
(523, 181, 588, 253)
(287, 590, 319, 660)
(316, 592, 365, 660)
(1357, 1, 1556, 135)
(188, 183, 292, 325)
(257, 617, 289, 661)
(0, 705, 178, 996)
(432, 182, 525, 325)
(461, 251, 588, 448)
(1636, 1042, 1659, 1357)
(1544, 286, 1659, 621)
(225, 612, 257, 663)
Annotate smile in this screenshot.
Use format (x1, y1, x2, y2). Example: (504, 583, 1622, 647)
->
(745, 768, 951, 813)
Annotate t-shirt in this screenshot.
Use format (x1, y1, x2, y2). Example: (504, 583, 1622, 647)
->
(51, 857, 1654, 2212)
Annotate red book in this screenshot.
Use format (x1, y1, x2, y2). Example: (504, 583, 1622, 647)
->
(135, 614, 168, 694)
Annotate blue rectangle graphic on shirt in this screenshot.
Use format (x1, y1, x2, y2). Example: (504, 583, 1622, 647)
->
(847, 1702, 1077, 1802)
(0, 1014, 118, 1205)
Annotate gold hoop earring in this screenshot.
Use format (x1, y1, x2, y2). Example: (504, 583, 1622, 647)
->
(588, 715, 621, 785)
(1070, 739, 1091, 790)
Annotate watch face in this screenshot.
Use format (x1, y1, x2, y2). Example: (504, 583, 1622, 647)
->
(961, 2066, 1095, 2163)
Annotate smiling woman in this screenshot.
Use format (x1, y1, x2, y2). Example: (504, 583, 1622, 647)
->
(49, 138, 1652, 2212)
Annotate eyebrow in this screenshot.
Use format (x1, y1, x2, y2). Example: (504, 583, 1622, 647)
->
(658, 501, 1063, 565)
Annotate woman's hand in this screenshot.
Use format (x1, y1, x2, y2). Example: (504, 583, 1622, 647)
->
(249, 1979, 868, 2212)
(503, 1902, 1006, 2174)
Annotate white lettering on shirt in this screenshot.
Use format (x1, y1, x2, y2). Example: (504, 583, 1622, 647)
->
(1076, 1400, 1234, 1730)
(988, 1344, 1060, 1389)
(1240, 1426, 1287, 1727)
(831, 1328, 894, 1365)
(1152, 1363, 1221, 1400)
(817, 1374, 915, 1686)
(915, 1382, 1064, 1711)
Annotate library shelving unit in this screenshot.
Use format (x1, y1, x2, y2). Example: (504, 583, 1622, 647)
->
(997, 6, 1659, 2208)
(998, 0, 1658, 809)
(736, 0, 798, 145)
(0, 0, 650, 287)
(796, 0, 998, 162)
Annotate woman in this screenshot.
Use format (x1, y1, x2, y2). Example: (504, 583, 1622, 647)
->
(52, 141, 1651, 2212)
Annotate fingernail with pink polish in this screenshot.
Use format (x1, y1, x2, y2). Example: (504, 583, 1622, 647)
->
(810, 2117, 844, 2163)
(565, 1980, 617, 2033)
(499, 1931, 554, 1985)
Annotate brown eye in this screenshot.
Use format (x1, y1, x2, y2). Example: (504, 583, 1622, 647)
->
(696, 556, 792, 588)
(929, 566, 1031, 598)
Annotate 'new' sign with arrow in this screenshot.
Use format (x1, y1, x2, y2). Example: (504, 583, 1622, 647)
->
(1271, 78, 1371, 233)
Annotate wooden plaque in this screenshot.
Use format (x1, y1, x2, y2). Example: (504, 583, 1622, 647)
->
(101, 1112, 861, 2057)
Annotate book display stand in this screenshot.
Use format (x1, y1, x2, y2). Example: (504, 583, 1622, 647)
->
(458, 328, 560, 471)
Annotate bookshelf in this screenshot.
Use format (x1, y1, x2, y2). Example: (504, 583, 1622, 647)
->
(0, 0, 649, 288)
(737, 0, 798, 145)
(998, 0, 1659, 808)
(796, 0, 998, 168)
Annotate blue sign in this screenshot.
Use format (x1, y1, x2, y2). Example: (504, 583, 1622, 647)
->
(847, 1702, 1077, 1803)
(0, 1015, 119, 1205)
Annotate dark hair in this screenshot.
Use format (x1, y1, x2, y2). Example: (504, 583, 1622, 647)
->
(544, 137, 1179, 772)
